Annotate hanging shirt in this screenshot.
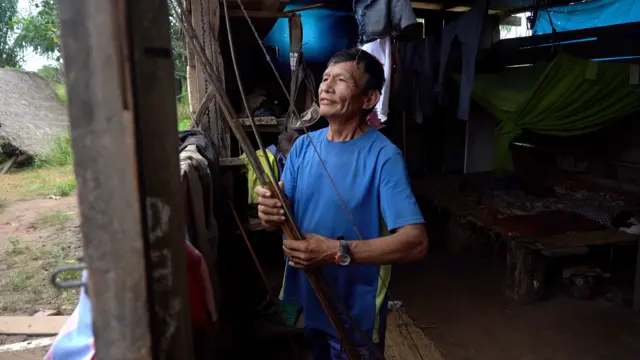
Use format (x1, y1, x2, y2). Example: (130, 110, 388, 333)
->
(280, 127, 424, 346)
(438, 0, 488, 121)
(360, 36, 392, 123)
(240, 149, 280, 204)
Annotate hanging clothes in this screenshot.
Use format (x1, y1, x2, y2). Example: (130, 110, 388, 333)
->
(360, 36, 392, 123)
(438, 0, 489, 121)
(396, 36, 439, 123)
(181, 144, 220, 307)
(240, 149, 279, 204)
(353, 0, 418, 44)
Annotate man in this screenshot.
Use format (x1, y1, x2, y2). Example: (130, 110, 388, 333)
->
(255, 48, 428, 359)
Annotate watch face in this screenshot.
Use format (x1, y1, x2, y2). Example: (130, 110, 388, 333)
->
(337, 253, 351, 266)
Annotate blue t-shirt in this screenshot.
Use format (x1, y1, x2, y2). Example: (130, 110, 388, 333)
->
(280, 127, 424, 344)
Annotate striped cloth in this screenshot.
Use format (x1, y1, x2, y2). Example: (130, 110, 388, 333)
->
(44, 270, 95, 360)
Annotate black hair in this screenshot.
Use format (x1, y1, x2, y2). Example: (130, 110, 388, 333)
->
(327, 47, 385, 98)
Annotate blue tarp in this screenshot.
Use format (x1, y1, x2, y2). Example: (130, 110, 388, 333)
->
(533, 0, 640, 35)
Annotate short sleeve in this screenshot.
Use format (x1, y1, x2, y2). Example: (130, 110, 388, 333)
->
(379, 147, 424, 231)
(281, 138, 302, 199)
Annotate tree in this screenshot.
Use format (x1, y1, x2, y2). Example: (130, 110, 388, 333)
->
(13, 0, 187, 79)
(169, 7, 187, 80)
(12, 0, 60, 60)
(0, 0, 22, 68)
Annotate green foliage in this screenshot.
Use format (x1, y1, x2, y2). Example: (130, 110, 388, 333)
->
(34, 133, 73, 168)
(177, 94, 192, 130)
(0, 0, 22, 67)
(12, 0, 60, 60)
(169, 8, 187, 80)
(38, 64, 67, 103)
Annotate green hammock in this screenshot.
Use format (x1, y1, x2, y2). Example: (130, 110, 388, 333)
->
(460, 53, 640, 174)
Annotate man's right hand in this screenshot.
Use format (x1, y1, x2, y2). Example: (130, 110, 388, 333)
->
(254, 180, 286, 228)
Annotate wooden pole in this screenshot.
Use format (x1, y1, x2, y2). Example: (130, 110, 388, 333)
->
(57, 0, 193, 359)
(185, 0, 199, 118)
(192, 0, 230, 156)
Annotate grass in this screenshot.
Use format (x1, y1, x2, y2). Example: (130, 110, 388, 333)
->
(36, 211, 74, 228)
(34, 133, 74, 168)
(0, 165, 76, 200)
(177, 95, 192, 130)
(0, 233, 82, 315)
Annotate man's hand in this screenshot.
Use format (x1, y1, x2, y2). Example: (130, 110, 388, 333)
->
(283, 234, 339, 269)
(255, 181, 286, 228)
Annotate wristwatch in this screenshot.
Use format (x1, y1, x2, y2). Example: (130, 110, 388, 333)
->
(335, 236, 351, 266)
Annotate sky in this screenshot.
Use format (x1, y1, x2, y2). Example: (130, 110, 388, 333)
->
(18, 0, 54, 71)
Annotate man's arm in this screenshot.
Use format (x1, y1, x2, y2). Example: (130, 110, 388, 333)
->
(283, 225, 427, 268)
(347, 223, 427, 264)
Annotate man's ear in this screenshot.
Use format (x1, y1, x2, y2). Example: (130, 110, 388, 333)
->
(363, 90, 380, 111)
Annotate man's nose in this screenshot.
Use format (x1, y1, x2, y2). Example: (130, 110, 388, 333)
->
(319, 81, 334, 93)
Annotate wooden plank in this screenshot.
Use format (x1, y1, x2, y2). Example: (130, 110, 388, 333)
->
(193, 0, 230, 156)
(56, 0, 154, 358)
(384, 308, 445, 360)
(220, 157, 245, 166)
(0, 337, 56, 353)
(0, 317, 68, 336)
(238, 116, 284, 126)
(125, 0, 194, 357)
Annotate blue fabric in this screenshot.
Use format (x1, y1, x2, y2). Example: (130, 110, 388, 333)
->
(533, 0, 640, 35)
(281, 127, 424, 344)
(45, 271, 94, 360)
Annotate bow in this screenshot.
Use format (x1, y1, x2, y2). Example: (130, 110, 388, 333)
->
(169, 1, 391, 358)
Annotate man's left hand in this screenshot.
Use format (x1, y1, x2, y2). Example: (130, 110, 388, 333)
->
(283, 234, 339, 269)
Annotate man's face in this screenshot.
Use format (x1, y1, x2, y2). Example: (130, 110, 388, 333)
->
(318, 61, 368, 119)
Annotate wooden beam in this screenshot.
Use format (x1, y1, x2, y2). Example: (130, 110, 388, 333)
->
(57, 0, 193, 359)
(228, 9, 290, 18)
(411, 2, 442, 10)
(56, 0, 153, 358)
(125, 0, 194, 358)
(0, 316, 69, 336)
(284, 3, 325, 13)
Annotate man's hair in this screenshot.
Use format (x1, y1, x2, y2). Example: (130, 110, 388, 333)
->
(327, 48, 385, 96)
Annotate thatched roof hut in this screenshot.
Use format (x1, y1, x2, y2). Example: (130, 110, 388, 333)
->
(0, 68, 69, 155)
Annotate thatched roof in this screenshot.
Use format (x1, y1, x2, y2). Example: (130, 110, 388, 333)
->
(0, 68, 69, 155)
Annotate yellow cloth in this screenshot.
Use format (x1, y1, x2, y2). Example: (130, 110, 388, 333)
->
(240, 150, 279, 204)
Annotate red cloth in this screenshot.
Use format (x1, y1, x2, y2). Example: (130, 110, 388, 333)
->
(185, 241, 217, 328)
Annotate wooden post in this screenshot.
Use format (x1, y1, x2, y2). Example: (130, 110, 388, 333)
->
(57, 0, 193, 359)
(192, 0, 230, 156)
(185, 0, 199, 118)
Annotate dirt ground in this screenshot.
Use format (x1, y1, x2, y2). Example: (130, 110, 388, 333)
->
(0, 194, 82, 359)
(2, 190, 640, 359)
(391, 248, 640, 360)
